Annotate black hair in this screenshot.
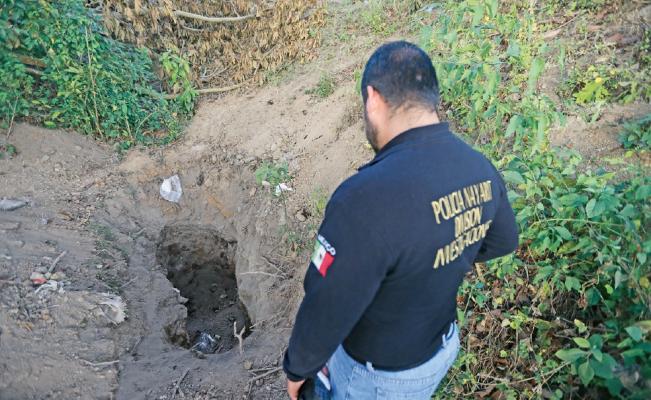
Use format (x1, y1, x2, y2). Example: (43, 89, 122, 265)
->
(361, 41, 439, 111)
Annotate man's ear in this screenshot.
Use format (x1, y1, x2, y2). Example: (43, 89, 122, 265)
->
(366, 85, 381, 114)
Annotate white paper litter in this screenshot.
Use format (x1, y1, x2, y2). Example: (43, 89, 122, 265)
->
(274, 182, 293, 196)
(160, 175, 182, 203)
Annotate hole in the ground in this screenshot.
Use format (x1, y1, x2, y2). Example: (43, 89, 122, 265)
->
(156, 225, 251, 353)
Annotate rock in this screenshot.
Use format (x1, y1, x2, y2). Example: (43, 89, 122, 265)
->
(249, 187, 257, 197)
(50, 272, 66, 281)
(41, 155, 50, 163)
(74, 145, 82, 151)
(243, 360, 253, 370)
(295, 211, 306, 222)
(0, 198, 28, 211)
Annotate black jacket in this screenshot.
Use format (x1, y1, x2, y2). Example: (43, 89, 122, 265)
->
(284, 122, 518, 381)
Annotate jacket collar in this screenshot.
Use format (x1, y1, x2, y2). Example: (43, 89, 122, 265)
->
(359, 122, 451, 171)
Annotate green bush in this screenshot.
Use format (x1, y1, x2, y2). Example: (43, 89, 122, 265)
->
(424, 1, 650, 398)
(619, 115, 651, 151)
(0, 0, 195, 147)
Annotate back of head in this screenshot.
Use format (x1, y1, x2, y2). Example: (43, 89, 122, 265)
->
(361, 41, 439, 111)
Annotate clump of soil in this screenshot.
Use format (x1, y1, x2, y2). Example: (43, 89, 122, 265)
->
(157, 225, 250, 352)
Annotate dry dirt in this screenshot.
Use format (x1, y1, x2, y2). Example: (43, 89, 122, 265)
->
(0, 49, 374, 398)
(1, 3, 649, 400)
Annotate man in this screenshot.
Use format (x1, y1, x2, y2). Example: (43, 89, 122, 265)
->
(284, 41, 519, 400)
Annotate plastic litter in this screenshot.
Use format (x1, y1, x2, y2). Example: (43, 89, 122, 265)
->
(274, 182, 293, 196)
(99, 294, 127, 325)
(0, 198, 28, 211)
(30, 272, 47, 285)
(160, 175, 182, 203)
(191, 331, 219, 354)
(35, 280, 64, 295)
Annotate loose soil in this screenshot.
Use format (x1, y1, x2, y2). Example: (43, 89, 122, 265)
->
(1, 3, 649, 400)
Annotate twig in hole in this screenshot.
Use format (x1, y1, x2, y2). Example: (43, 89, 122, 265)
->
(48, 251, 67, 274)
(172, 368, 190, 399)
(234, 321, 246, 356)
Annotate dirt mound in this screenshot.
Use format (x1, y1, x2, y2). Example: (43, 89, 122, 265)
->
(101, 0, 325, 86)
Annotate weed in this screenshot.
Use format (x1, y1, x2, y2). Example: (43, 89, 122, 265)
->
(619, 115, 651, 150)
(255, 161, 290, 196)
(424, 1, 651, 398)
(310, 188, 329, 219)
(0, 143, 16, 159)
(0, 0, 195, 147)
(307, 73, 336, 98)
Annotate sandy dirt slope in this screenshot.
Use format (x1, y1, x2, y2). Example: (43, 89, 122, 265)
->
(0, 54, 373, 398)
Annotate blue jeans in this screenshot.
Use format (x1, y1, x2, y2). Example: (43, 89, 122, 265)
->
(315, 323, 460, 399)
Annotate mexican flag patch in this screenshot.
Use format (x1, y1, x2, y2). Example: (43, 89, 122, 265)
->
(311, 234, 336, 277)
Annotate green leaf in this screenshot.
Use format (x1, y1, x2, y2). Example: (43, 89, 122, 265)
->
(502, 170, 525, 185)
(578, 361, 594, 385)
(506, 42, 520, 58)
(591, 353, 617, 379)
(573, 337, 591, 349)
(565, 276, 581, 292)
(555, 226, 573, 240)
(574, 319, 587, 333)
(555, 348, 586, 362)
(527, 58, 545, 94)
(586, 198, 596, 218)
(625, 326, 644, 342)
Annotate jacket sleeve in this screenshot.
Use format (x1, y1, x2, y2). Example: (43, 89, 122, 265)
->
(283, 197, 393, 381)
(474, 171, 519, 263)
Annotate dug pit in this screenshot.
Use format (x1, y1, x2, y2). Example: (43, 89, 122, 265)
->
(156, 225, 251, 353)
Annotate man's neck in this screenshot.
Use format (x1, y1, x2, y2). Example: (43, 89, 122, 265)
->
(379, 108, 440, 150)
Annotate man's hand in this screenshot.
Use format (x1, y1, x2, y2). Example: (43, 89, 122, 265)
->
(287, 379, 305, 400)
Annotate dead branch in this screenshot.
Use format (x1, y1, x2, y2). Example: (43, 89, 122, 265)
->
(163, 84, 243, 99)
(249, 366, 282, 381)
(173, 9, 255, 23)
(80, 359, 119, 367)
(234, 321, 246, 356)
(48, 251, 67, 274)
(15, 54, 46, 69)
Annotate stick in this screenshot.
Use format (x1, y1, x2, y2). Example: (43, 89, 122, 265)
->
(249, 366, 282, 381)
(48, 251, 67, 274)
(5, 99, 17, 139)
(164, 84, 243, 99)
(173, 9, 255, 23)
(234, 321, 246, 356)
(80, 359, 119, 367)
(172, 368, 190, 399)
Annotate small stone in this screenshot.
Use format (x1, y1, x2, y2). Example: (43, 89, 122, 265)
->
(54, 162, 63, 172)
(51, 272, 66, 281)
(220, 294, 228, 299)
(74, 145, 82, 151)
(96, 264, 103, 269)
(210, 155, 218, 164)
(243, 360, 253, 370)
(249, 187, 257, 197)
(41, 155, 50, 163)
(44, 272, 51, 280)
(40, 218, 49, 225)
(9, 240, 24, 248)
(295, 212, 306, 222)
